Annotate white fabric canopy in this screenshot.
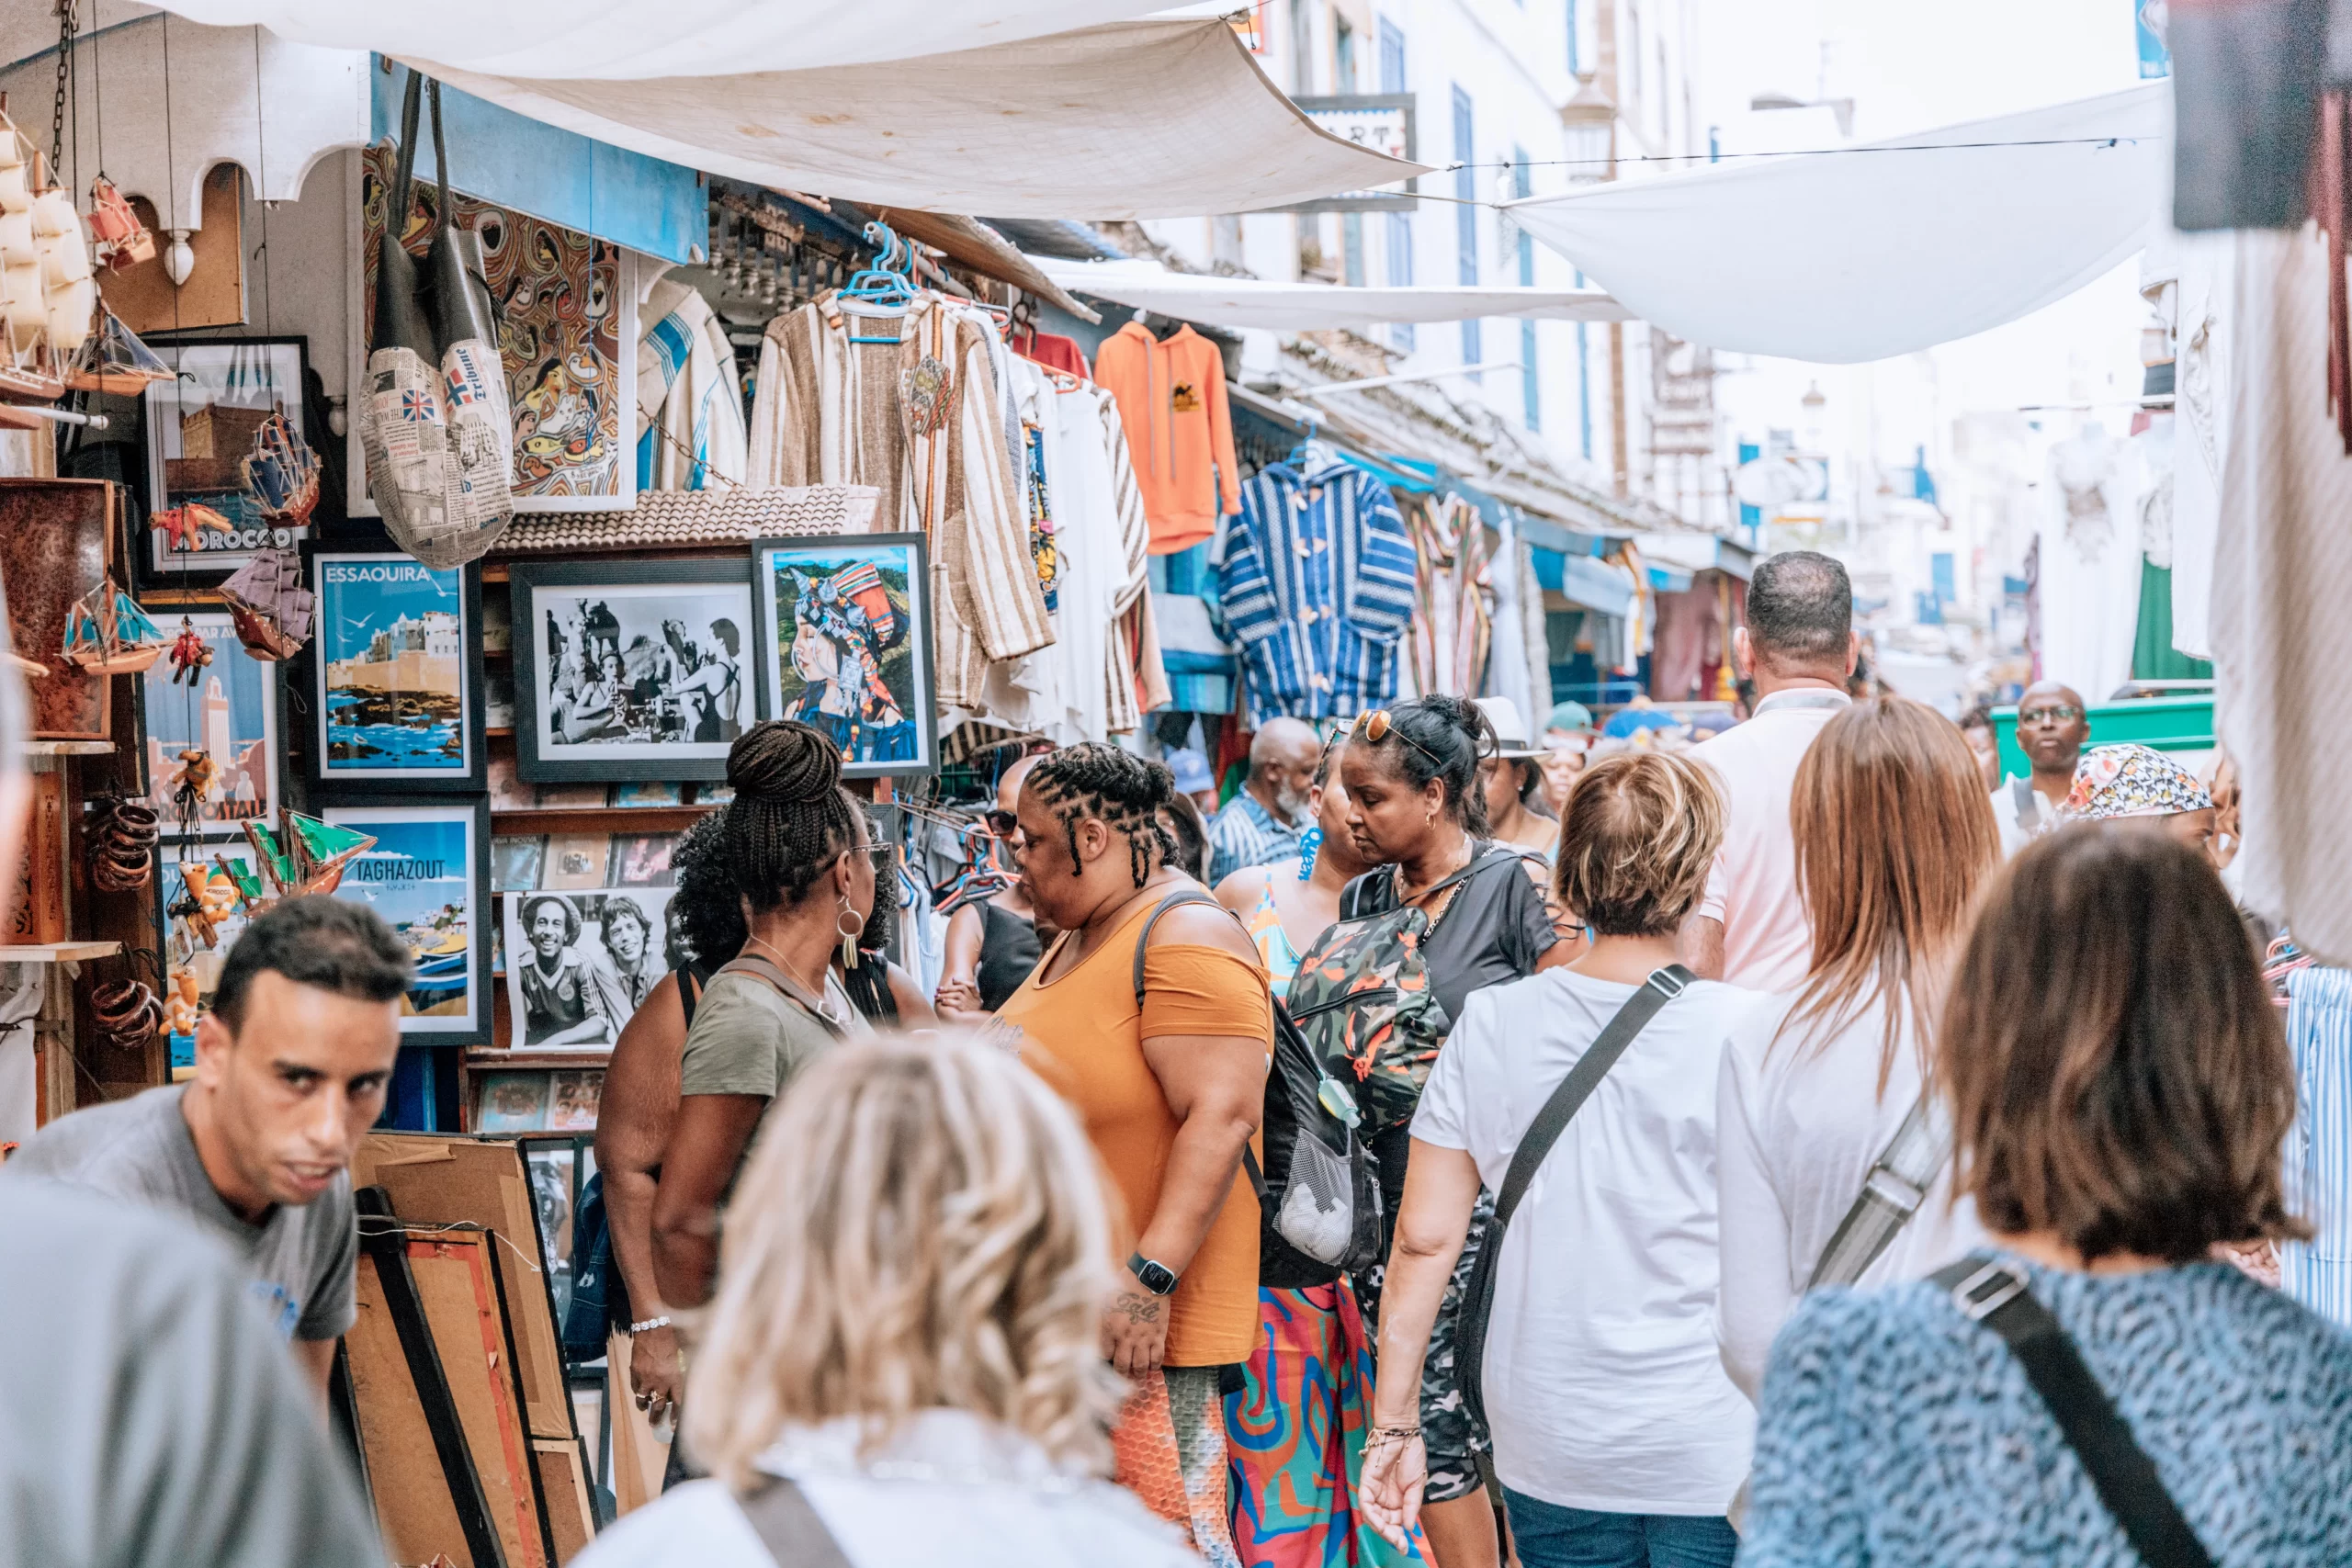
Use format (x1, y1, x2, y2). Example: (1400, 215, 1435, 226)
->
(147, 0, 1175, 75)
(1507, 85, 2168, 363)
(1029, 254, 1630, 329)
(404, 20, 1425, 220)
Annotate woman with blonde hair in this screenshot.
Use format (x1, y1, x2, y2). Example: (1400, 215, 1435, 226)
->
(1360, 751, 1770, 1568)
(577, 1035, 1197, 1568)
(1714, 697, 2001, 1402)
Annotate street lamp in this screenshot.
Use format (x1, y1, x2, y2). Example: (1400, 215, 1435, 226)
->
(1561, 75, 1617, 184)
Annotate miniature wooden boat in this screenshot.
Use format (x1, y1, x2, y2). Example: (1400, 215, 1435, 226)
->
(242, 812, 377, 904)
(0, 117, 92, 404)
(59, 577, 169, 674)
(63, 300, 173, 396)
(240, 409, 321, 525)
(217, 548, 315, 660)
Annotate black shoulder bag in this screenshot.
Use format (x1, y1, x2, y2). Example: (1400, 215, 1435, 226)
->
(1932, 1256, 2216, 1568)
(1455, 964, 1693, 1428)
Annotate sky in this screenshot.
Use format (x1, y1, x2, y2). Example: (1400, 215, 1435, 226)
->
(317, 558, 462, 665)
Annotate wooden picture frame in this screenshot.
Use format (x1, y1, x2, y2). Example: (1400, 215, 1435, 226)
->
(303, 539, 487, 793)
(321, 795, 493, 1046)
(751, 532, 939, 778)
(137, 334, 313, 585)
(508, 558, 755, 784)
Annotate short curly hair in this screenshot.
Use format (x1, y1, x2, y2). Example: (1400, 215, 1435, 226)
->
(1553, 751, 1724, 937)
(1027, 743, 1177, 888)
(668, 807, 748, 967)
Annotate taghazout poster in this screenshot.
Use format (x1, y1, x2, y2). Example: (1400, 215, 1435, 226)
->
(323, 803, 484, 1039)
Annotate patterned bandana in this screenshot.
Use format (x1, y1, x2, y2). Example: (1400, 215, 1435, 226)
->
(2063, 743, 2214, 820)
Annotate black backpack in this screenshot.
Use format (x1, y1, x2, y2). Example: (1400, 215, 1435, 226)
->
(1130, 890, 1385, 1288)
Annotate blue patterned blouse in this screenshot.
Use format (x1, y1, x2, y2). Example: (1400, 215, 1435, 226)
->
(1739, 1255, 2352, 1567)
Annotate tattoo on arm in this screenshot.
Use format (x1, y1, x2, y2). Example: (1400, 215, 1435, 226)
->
(1114, 1292, 1164, 1325)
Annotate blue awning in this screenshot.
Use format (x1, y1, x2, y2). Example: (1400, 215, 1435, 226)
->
(1536, 551, 1636, 617)
(372, 62, 704, 264)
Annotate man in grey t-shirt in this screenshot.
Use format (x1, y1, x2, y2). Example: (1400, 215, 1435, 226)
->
(5, 897, 411, 1396)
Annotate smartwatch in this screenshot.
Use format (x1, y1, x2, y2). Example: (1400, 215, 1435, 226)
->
(1127, 1251, 1180, 1296)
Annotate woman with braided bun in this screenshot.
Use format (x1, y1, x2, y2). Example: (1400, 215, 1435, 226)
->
(652, 720, 879, 1317)
(995, 742, 1274, 1568)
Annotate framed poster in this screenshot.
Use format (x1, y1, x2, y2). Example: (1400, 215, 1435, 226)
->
(308, 547, 485, 790)
(752, 533, 936, 778)
(138, 611, 279, 839)
(502, 888, 676, 1050)
(158, 847, 263, 1072)
(350, 144, 636, 517)
(321, 798, 492, 1046)
(509, 559, 753, 783)
(140, 336, 313, 582)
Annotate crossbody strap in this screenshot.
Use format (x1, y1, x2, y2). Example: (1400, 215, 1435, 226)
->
(1128, 886, 1270, 1204)
(735, 1477, 854, 1568)
(2013, 776, 2042, 832)
(1492, 964, 1694, 1229)
(1932, 1256, 2217, 1568)
(1805, 1089, 1953, 1291)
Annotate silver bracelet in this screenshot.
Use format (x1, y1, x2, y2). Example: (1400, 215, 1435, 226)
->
(629, 1315, 672, 1335)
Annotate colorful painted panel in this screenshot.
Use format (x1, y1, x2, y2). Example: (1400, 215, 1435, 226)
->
(313, 553, 471, 780)
(140, 610, 279, 839)
(322, 802, 488, 1040)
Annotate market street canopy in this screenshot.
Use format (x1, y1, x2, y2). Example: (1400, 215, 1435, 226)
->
(1505, 85, 2167, 363)
(144, 0, 1179, 73)
(1027, 254, 1634, 331)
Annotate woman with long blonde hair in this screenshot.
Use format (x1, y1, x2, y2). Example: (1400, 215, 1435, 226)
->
(577, 1035, 1197, 1568)
(1713, 697, 2001, 1401)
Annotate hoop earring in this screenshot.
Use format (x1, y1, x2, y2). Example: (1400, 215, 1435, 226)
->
(837, 894, 863, 971)
(1296, 825, 1322, 881)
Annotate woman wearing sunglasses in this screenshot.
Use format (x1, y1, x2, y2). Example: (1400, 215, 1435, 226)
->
(936, 754, 1049, 1023)
(1335, 695, 1571, 1568)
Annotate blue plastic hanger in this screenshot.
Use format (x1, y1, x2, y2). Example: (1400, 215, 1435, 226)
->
(842, 220, 918, 343)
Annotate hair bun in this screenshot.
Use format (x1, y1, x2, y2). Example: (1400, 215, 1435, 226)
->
(728, 719, 844, 800)
(1139, 756, 1176, 809)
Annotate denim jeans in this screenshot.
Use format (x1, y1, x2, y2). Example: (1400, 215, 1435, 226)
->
(1500, 1488, 1739, 1568)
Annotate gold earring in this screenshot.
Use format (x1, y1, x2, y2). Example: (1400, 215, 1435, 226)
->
(837, 893, 861, 970)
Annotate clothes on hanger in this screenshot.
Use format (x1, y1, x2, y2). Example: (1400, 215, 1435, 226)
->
(1219, 456, 1416, 727)
(2037, 424, 2145, 703)
(748, 293, 1052, 709)
(1093, 321, 1242, 555)
(636, 277, 749, 491)
(1402, 493, 1492, 699)
(1013, 326, 1090, 378)
(2280, 964, 2352, 1329)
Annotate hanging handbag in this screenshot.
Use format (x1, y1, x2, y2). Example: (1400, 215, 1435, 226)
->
(1455, 964, 1692, 1429)
(359, 69, 514, 569)
(1935, 1256, 2218, 1568)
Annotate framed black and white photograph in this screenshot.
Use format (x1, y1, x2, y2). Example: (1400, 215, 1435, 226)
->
(502, 887, 678, 1050)
(320, 797, 492, 1047)
(306, 542, 486, 792)
(509, 560, 753, 783)
(141, 336, 314, 582)
(752, 533, 936, 778)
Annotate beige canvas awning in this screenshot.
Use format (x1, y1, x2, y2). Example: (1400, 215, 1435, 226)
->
(1030, 254, 1631, 331)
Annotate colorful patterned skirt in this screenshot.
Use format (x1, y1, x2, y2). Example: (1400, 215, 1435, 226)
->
(1227, 1280, 1427, 1568)
(1114, 1365, 1243, 1568)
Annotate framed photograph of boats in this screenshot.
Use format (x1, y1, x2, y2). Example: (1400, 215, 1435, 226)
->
(752, 533, 936, 778)
(509, 559, 754, 783)
(139, 336, 316, 584)
(138, 610, 280, 840)
(306, 545, 486, 792)
(321, 797, 492, 1046)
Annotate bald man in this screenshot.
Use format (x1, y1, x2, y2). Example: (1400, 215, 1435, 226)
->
(1995, 680, 2090, 855)
(1205, 716, 1320, 885)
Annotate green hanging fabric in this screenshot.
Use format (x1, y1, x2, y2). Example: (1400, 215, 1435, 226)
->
(2132, 558, 2213, 682)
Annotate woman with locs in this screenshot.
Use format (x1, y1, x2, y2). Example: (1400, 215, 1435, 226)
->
(1334, 695, 1569, 1568)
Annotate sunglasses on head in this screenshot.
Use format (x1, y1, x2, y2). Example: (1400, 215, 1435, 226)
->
(1351, 708, 1445, 768)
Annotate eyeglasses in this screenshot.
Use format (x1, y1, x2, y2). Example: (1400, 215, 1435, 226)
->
(982, 807, 1020, 838)
(1351, 708, 1444, 768)
(2018, 705, 2084, 726)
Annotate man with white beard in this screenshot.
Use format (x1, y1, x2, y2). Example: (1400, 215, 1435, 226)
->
(1204, 716, 1320, 885)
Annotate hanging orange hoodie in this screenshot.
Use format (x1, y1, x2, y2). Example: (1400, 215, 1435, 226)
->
(1092, 322, 1242, 553)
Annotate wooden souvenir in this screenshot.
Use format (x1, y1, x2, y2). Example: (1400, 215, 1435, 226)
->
(0, 478, 119, 740)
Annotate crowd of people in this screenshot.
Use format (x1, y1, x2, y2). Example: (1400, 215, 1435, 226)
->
(3, 548, 2349, 1568)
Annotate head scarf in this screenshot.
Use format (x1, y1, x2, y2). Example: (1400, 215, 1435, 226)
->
(2063, 743, 2214, 820)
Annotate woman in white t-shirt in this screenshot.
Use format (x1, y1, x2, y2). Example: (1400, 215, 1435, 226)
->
(1359, 751, 1769, 1568)
(1714, 697, 2001, 1401)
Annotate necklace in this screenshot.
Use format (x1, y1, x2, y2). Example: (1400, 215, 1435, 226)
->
(744, 933, 825, 999)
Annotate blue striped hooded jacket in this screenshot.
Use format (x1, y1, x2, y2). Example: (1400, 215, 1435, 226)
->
(1219, 459, 1418, 727)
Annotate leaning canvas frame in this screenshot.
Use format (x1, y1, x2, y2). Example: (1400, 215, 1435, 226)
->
(508, 558, 757, 784)
(321, 795, 493, 1046)
(751, 532, 939, 779)
(345, 144, 638, 518)
(303, 543, 488, 793)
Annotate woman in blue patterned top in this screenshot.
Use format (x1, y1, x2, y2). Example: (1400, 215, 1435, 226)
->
(1740, 826, 2352, 1567)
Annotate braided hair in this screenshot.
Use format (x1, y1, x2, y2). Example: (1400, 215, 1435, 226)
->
(668, 807, 748, 968)
(1359, 695, 1495, 837)
(1028, 743, 1179, 889)
(721, 720, 864, 915)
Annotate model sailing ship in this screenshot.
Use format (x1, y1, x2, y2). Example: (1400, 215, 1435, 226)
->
(0, 109, 97, 402)
(59, 577, 169, 673)
(217, 549, 316, 660)
(232, 812, 379, 907)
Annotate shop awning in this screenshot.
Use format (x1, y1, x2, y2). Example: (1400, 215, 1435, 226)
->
(1030, 254, 1630, 331)
(147, 0, 1178, 75)
(1536, 552, 1639, 618)
(1505, 85, 2167, 363)
(1636, 531, 1754, 581)
(390, 20, 1424, 220)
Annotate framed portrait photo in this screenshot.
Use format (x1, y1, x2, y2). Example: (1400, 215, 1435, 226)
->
(752, 533, 936, 778)
(509, 560, 755, 783)
(138, 610, 280, 839)
(307, 547, 485, 791)
(321, 797, 492, 1046)
(140, 336, 313, 583)
(502, 887, 677, 1051)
